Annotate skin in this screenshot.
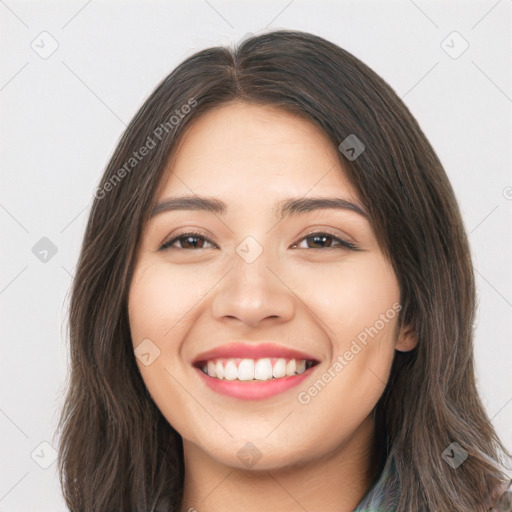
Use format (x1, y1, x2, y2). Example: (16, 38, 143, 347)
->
(128, 101, 417, 512)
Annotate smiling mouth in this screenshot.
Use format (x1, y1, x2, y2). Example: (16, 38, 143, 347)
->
(194, 357, 319, 381)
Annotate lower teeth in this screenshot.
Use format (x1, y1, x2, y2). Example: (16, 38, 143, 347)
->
(203, 372, 297, 380)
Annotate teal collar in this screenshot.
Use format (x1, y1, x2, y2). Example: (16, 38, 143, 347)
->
(353, 450, 400, 512)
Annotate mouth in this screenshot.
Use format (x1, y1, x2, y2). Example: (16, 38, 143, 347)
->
(190, 342, 321, 400)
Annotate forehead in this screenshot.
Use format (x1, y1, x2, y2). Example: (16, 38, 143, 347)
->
(158, 101, 359, 203)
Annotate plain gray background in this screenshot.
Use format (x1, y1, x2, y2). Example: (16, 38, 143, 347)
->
(1, 0, 511, 510)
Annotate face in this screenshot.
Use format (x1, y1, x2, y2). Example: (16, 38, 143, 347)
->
(128, 102, 413, 471)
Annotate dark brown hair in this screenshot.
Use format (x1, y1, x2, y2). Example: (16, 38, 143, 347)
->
(56, 29, 511, 511)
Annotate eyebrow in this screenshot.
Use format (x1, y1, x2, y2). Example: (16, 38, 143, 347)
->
(150, 195, 368, 220)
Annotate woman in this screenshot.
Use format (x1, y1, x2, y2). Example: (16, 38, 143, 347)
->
(57, 29, 511, 511)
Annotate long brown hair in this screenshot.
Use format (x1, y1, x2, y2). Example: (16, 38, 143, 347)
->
(56, 29, 511, 511)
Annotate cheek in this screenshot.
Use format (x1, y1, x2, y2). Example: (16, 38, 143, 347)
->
(292, 254, 400, 341)
(292, 255, 399, 428)
(127, 262, 199, 434)
(295, 319, 397, 451)
(128, 261, 205, 345)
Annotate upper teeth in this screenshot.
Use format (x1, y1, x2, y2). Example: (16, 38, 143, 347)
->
(201, 358, 313, 381)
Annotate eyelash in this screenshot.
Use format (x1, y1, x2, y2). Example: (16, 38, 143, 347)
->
(159, 230, 359, 251)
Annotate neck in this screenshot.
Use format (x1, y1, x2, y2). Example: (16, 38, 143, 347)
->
(180, 414, 379, 512)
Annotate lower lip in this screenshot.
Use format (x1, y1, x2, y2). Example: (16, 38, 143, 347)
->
(194, 366, 316, 400)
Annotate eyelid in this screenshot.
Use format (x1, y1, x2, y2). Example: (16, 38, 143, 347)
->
(298, 226, 358, 244)
(159, 230, 217, 251)
(292, 229, 359, 251)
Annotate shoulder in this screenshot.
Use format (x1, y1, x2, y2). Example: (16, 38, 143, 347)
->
(489, 479, 512, 511)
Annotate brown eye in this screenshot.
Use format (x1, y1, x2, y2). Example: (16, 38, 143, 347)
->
(159, 232, 216, 251)
(292, 232, 358, 250)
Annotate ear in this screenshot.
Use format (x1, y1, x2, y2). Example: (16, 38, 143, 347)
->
(395, 322, 418, 352)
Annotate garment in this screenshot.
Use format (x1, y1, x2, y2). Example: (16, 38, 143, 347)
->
(352, 450, 512, 512)
(491, 481, 512, 511)
(353, 450, 400, 512)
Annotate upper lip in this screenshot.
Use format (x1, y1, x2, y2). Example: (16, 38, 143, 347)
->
(192, 342, 320, 366)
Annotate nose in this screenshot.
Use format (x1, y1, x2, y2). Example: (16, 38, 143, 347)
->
(211, 247, 296, 328)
